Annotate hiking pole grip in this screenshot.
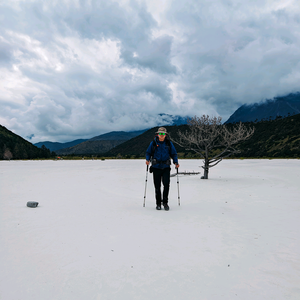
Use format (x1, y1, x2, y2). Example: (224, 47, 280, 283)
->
(143, 165, 149, 207)
(176, 166, 180, 206)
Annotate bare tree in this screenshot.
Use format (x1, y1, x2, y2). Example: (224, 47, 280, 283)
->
(173, 115, 255, 179)
(3, 146, 13, 160)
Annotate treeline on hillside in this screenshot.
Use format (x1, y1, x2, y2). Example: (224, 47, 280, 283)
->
(233, 114, 300, 158)
(103, 114, 300, 159)
(0, 125, 56, 160)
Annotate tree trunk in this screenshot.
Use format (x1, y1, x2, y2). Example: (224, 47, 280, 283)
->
(201, 157, 209, 179)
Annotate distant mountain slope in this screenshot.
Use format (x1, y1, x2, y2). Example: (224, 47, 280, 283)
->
(55, 140, 126, 155)
(104, 115, 300, 158)
(0, 125, 54, 159)
(104, 126, 187, 157)
(35, 114, 188, 154)
(34, 139, 88, 152)
(234, 113, 300, 158)
(54, 130, 147, 155)
(225, 93, 300, 124)
(89, 130, 146, 141)
(35, 131, 147, 153)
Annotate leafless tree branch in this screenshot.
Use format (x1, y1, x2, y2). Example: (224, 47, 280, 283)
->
(172, 115, 255, 179)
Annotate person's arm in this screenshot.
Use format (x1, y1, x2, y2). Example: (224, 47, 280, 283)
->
(170, 142, 179, 168)
(145, 141, 153, 165)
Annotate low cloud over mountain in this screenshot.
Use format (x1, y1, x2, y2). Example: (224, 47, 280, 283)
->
(1, 1, 300, 142)
(226, 93, 300, 123)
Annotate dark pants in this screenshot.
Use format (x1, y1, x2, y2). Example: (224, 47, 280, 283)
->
(152, 167, 170, 205)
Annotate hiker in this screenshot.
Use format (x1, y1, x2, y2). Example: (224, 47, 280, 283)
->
(145, 127, 179, 211)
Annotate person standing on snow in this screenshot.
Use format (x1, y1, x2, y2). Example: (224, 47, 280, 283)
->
(146, 127, 180, 211)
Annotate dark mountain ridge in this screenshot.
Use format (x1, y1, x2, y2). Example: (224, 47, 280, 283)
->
(2, 112, 300, 159)
(225, 93, 300, 124)
(54, 130, 147, 155)
(55, 140, 126, 155)
(34, 131, 146, 152)
(89, 130, 147, 141)
(34, 139, 88, 152)
(103, 114, 300, 158)
(38, 114, 189, 155)
(234, 113, 300, 158)
(0, 125, 54, 160)
(104, 125, 188, 158)
(35, 114, 188, 153)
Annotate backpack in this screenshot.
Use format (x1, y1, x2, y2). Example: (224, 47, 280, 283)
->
(150, 136, 172, 167)
(149, 137, 172, 172)
(151, 136, 171, 157)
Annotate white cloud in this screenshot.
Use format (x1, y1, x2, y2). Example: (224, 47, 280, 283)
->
(0, 0, 300, 142)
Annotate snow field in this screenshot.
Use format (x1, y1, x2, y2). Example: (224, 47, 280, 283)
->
(0, 159, 299, 300)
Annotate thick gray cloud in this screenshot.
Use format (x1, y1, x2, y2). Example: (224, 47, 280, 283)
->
(0, 0, 299, 142)
(166, 0, 300, 115)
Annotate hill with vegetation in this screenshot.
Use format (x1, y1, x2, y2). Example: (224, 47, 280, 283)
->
(88, 130, 146, 141)
(55, 140, 127, 155)
(34, 139, 88, 152)
(104, 126, 187, 158)
(34, 130, 146, 152)
(0, 125, 55, 160)
(34, 113, 188, 153)
(234, 114, 300, 158)
(103, 114, 300, 159)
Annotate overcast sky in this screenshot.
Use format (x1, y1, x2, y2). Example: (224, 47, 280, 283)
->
(1, 0, 300, 143)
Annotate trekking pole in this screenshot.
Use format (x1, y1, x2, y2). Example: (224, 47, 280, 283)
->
(143, 165, 149, 207)
(176, 167, 180, 206)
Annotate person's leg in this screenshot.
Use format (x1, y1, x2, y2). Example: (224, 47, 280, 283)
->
(153, 168, 163, 206)
(162, 167, 171, 205)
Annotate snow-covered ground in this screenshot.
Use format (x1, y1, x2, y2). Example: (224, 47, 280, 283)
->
(0, 159, 299, 300)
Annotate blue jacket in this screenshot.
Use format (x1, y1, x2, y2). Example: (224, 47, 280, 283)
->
(146, 137, 178, 169)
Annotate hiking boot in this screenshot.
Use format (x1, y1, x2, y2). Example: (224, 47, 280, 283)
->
(163, 203, 169, 211)
(156, 205, 161, 210)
